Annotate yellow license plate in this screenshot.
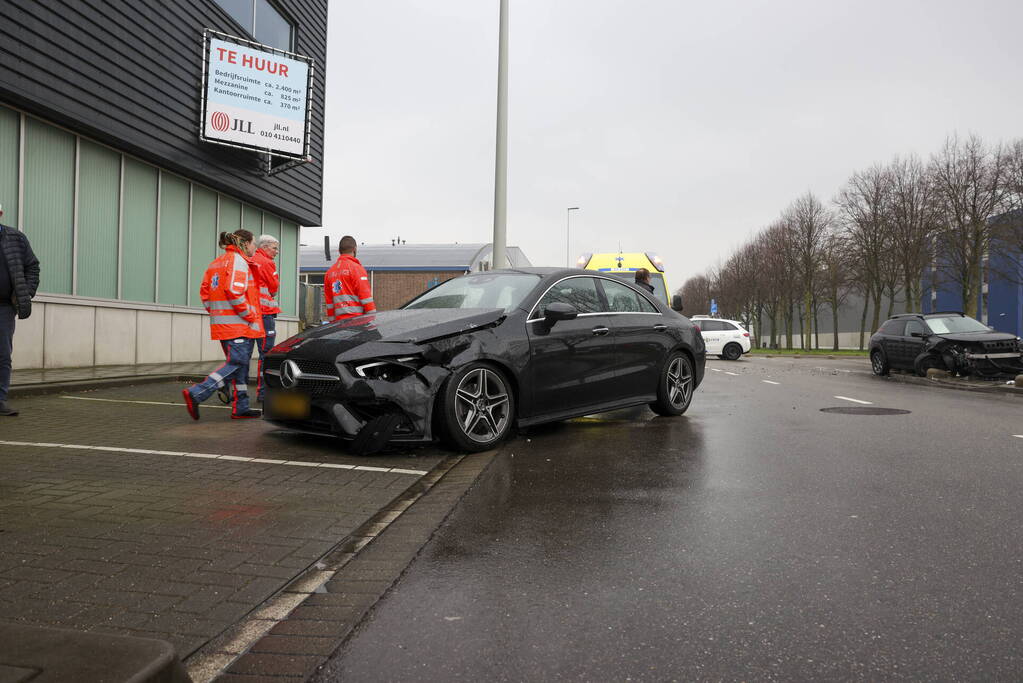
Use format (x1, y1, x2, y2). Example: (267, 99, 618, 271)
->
(269, 392, 310, 419)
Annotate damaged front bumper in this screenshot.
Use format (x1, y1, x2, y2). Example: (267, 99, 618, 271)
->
(921, 345, 1023, 377)
(262, 351, 452, 444)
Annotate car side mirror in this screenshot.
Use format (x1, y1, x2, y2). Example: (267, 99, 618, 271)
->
(671, 294, 684, 312)
(543, 302, 578, 326)
(910, 331, 926, 338)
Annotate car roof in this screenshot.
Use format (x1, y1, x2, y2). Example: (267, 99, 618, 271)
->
(888, 311, 965, 320)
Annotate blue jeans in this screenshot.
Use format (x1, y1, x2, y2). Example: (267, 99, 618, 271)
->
(0, 304, 14, 403)
(256, 314, 276, 401)
(188, 337, 255, 414)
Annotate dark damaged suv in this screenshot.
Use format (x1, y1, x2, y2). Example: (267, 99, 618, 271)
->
(870, 312, 1023, 378)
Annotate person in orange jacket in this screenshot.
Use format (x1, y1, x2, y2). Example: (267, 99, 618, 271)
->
(252, 234, 281, 403)
(183, 229, 264, 420)
(324, 235, 375, 322)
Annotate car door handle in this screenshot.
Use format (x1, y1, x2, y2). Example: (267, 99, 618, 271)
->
(653, 324, 667, 332)
(591, 326, 610, 336)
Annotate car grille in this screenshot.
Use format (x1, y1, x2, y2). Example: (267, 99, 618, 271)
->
(981, 340, 1020, 354)
(264, 358, 342, 396)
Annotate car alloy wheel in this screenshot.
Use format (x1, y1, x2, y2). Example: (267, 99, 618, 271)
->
(723, 343, 742, 361)
(454, 367, 511, 445)
(870, 350, 889, 376)
(652, 351, 694, 416)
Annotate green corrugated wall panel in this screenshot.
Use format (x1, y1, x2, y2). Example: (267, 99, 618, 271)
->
(242, 204, 262, 235)
(120, 158, 158, 302)
(76, 140, 120, 298)
(262, 212, 281, 243)
(0, 106, 19, 226)
(279, 220, 298, 316)
(158, 173, 189, 305)
(189, 185, 218, 307)
(219, 196, 241, 233)
(23, 118, 74, 294)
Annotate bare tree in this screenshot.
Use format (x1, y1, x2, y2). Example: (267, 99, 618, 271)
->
(679, 275, 712, 316)
(760, 220, 800, 348)
(928, 134, 1008, 317)
(886, 154, 936, 311)
(785, 192, 832, 349)
(836, 164, 892, 345)
(818, 232, 852, 350)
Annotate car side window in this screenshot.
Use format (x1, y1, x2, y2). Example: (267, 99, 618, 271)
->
(533, 277, 603, 317)
(905, 320, 928, 337)
(880, 320, 906, 336)
(700, 320, 722, 331)
(723, 322, 739, 331)
(599, 279, 658, 313)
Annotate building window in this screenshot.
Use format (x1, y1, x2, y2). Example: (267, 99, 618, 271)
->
(214, 0, 294, 51)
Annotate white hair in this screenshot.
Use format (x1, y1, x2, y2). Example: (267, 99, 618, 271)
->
(257, 234, 280, 248)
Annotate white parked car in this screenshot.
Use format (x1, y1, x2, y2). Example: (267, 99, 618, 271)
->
(691, 316, 751, 360)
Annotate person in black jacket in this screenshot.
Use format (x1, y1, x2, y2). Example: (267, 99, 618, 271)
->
(634, 267, 656, 295)
(0, 204, 41, 416)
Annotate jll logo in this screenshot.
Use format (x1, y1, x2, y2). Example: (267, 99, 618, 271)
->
(210, 111, 230, 132)
(231, 119, 255, 134)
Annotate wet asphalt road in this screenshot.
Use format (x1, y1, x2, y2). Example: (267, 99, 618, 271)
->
(316, 357, 1023, 681)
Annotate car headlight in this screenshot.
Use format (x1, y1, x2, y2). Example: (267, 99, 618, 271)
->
(352, 356, 422, 382)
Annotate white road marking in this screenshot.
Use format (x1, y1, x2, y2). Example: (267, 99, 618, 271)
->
(1014, 435, 1023, 439)
(762, 380, 780, 385)
(711, 368, 722, 372)
(724, 371, 739, 376)
(0, 440, 428, 476)
(834, 395, 873, 405)
(61, 396, 230, 410)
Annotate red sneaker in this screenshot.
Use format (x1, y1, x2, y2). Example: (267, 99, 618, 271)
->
(182, 389, 199, 420)
(231, 409, 262, 419)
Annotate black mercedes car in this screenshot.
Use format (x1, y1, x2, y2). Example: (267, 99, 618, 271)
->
(262, 268, 705, 453)
(869, 312, 1023, 378)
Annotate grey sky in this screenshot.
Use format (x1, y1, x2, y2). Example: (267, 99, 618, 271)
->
(312, 0, 1023, 291)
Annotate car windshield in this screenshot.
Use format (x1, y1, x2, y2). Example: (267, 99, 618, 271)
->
(925, 315, 990, 334)
(602, 272, 667, 304)
(402, 272, 541, 311)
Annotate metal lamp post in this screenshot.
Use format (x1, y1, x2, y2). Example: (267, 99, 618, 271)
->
(492, 0, 509, 270)
(566, 207, 579, 267)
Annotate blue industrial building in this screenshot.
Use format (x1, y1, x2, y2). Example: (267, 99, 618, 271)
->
(922, 211, 1023, 337)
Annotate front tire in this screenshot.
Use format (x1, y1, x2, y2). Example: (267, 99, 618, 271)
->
(436, 363, 515, 452)
(722, 343, 743, 361)
(651, 351, 695, 417)
(870, 349, 890, 376)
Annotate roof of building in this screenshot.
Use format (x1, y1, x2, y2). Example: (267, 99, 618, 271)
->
(301, 242, 532, 272)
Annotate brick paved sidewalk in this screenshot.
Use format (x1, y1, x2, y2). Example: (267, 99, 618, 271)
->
(0, 380, 448, 665)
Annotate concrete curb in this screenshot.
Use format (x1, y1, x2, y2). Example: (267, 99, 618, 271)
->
(9, 374, 238, 398)
(866, 369, 1023, 398)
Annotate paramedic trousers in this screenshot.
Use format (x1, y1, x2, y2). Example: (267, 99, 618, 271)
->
(187, 337, 255, 414)
(256, 314, 276, 402)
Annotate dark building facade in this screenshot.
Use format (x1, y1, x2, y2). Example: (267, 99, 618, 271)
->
(0, 0, 327, 368)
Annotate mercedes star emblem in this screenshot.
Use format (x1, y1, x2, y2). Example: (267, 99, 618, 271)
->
(281, 359, 303, 389)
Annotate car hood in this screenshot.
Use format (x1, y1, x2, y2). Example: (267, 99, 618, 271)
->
(934, 331, 1019, 344)
(282, 308, 506, 359)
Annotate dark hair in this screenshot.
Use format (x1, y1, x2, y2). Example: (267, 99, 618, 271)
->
(218, 229, 254, 250)
(338, 235, 357, 254)
(635, 268, 651, 282)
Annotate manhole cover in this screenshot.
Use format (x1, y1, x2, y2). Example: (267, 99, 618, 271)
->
(820, 407, 911, 416)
